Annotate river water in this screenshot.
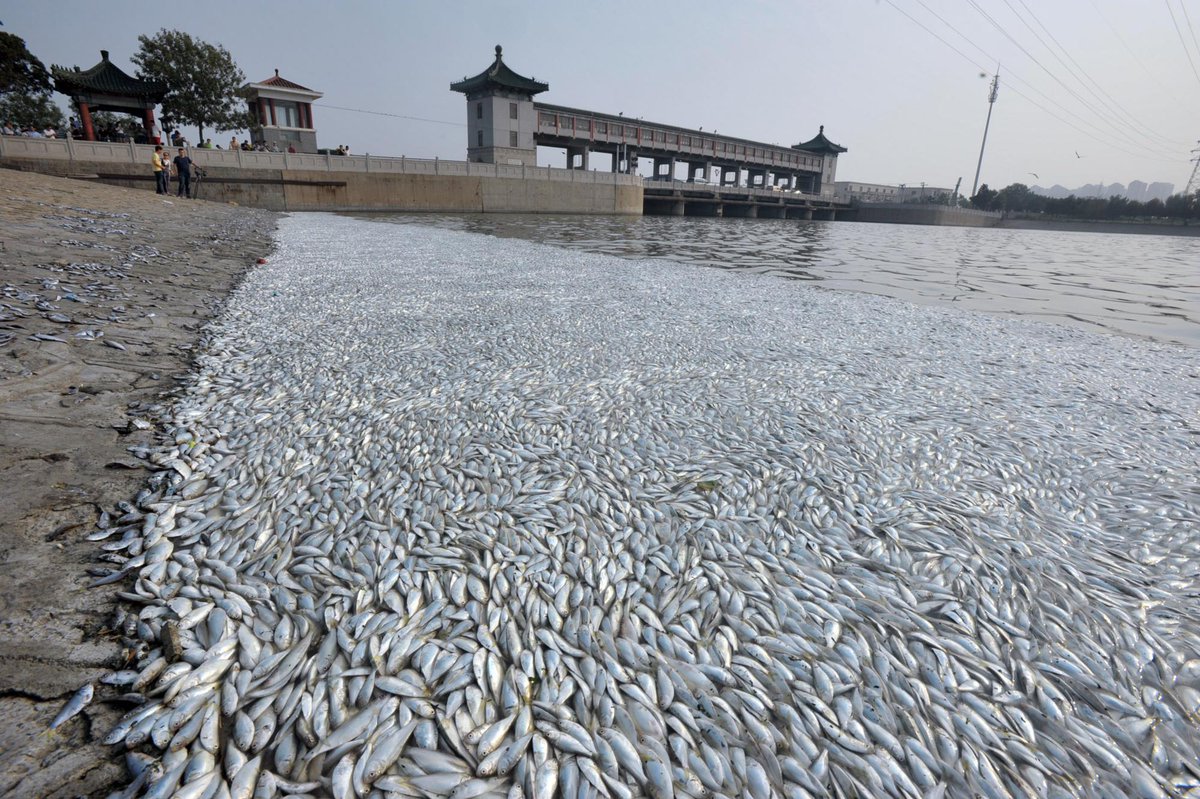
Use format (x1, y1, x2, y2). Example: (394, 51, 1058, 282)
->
(362, 214, 1199, 348)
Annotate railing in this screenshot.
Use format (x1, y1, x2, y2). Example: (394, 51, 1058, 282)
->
(533, 104, 825, 173)
(0, 134, 643, 186)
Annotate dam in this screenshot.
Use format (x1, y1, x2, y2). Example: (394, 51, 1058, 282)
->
(1, 46, 851, 219)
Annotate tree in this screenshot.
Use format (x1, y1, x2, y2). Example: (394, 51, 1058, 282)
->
(970, 184, 997, 210)
(88, 110, 143, 141)
(131, 30, 253, 144)
(0, 92, 64, 130)
(0, 32, 52, 97)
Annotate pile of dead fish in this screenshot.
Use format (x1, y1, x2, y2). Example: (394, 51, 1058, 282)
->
(88, 215, 1200, 799)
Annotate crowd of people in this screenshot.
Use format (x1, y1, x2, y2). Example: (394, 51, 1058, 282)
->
(1, 121, 63, 138)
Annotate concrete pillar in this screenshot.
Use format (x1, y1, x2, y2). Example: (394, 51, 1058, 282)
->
(747, 205, 758, 218)
(567, 145, 590, 170)
(804, 208, 813, 220)
(671, 200, 685, 216)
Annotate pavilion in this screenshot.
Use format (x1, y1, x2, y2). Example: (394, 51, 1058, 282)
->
(52, 51, 167, 143)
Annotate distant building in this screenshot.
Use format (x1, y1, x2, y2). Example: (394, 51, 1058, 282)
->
(835, 181, 954, 204)
(451, 46, 547, 166)
(243, 70, 322, 153)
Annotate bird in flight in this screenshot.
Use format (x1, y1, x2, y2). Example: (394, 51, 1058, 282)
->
(1075, 151, 1084, 159)
(1029, 172, 1039, 179)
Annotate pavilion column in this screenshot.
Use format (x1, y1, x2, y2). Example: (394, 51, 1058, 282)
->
(142, 108, 156, 143)
(258, 99, 267, 125)
(79, 103, 95, 142)
(268, 98, 277, 126)
(306, 103, 314, 129)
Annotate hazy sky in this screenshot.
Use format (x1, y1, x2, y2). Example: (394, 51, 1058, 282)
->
(5, 0, 1198, 191)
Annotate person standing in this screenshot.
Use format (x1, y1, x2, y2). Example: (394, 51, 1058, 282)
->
(152, 145, 168, 194)
(172, 147, 194, 199)
(229, 136, 238, 151)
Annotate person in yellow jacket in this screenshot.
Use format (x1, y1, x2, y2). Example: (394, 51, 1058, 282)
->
(152, 145, 168, 194)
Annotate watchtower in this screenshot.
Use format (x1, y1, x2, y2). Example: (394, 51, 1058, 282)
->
(792, 126, 848, 196)
(243, 70, 323, 153)
(450, 46, 548, 166)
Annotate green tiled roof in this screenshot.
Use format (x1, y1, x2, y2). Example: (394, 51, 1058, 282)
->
(451, 46, 548, 96)
(793, 126, 847, 155)
(52, 50, 167, 100)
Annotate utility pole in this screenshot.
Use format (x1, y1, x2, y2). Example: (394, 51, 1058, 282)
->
(1186, 141, 1200, 195)
(971, 69, 1000, 199)
(952, 176, 962, 206)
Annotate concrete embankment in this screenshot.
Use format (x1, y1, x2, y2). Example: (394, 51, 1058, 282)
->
(997, 217, 1200, 237)
(842, 203, 1001, 227)
(0, 168, 275, 797)
(0, 155, 642, 215)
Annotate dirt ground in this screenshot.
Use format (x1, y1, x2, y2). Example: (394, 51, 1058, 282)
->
(0, 168, 277, 797)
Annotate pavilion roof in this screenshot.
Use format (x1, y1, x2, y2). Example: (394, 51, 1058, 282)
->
(451, 46, 548, 97)
(792, 126, 847, 155)
(52, 50, 166, 100)
(255, 71, 318, 93)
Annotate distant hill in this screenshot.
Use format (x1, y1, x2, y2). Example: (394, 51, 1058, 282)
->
(1030, 181, 1175, 202)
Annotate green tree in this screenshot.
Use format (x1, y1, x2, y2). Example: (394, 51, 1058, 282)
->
(0, 32, 52, 96)
(131, 30, 253, 144)
(88, 109, 143, 141)
(970, 184, 997, 210)
(0, 92, 64, 130)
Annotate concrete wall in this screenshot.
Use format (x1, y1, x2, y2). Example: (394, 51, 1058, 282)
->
(0, 156, 642, 215)
(845, 203, 1001, 227)
(0, 136, 642, 215)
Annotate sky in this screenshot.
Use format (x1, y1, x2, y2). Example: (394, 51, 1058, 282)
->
(4, 0, 1198, 193)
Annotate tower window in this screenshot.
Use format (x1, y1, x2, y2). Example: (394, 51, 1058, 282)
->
(509, 102, 518, 120)
(510, 131, 518, 147)
(476, 102, 483, 120)
(477, 130, 483, 147)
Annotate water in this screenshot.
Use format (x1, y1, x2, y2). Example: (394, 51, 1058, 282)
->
(359, 214, 1200, 348)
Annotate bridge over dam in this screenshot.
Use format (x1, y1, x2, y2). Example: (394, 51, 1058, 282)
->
(454, 46, 851, 219)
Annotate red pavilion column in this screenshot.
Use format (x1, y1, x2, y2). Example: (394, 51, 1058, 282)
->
(142, 108, 157, 143)
(268, 98, 277, 126)
(79, 102, 95, 141)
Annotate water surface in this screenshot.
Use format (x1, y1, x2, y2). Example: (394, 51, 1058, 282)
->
(361, 214, 1199, 348)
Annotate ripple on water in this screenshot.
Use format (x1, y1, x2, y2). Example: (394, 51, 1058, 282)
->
(363, 213, 1199, 348)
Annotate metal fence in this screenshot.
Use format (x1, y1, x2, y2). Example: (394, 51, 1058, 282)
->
(0, 135, 643, 186)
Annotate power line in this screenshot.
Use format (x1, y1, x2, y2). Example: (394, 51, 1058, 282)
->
(885, 0, 1186, 165)
(1005, 0, 1186, 148)
(909, 0, 1180, 157)
(319, 104, 465, 128)
(1164, 0, 1200, 88)
(1087, 0, 1174, 95)
(1177, 0, 1200, 78)
(965, 0, 1181, 157)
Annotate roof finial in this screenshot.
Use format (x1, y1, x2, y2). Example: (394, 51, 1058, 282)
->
(495, 44, 503, 58)
(274, 68, 279, 77)
(101, 50, 109, 61)
(819, 125, 824, 134)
